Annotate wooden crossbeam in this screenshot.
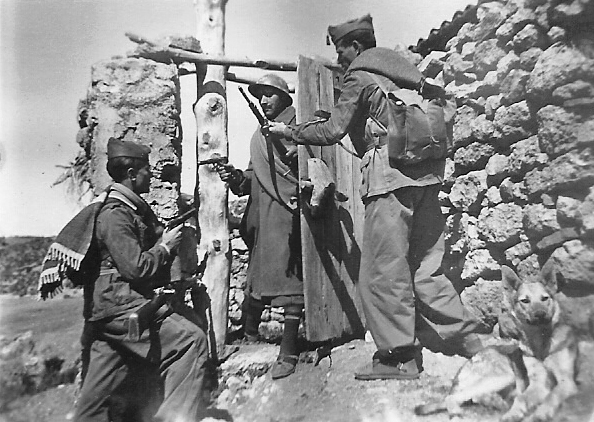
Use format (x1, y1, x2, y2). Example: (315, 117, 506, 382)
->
(126, 32, 297, 71)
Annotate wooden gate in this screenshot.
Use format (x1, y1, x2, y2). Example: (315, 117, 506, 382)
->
(297, 56, 366, 342)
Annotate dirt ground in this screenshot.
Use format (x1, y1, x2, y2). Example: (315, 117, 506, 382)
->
(215, 341, 503, 422)
(1, 294, 592, 422)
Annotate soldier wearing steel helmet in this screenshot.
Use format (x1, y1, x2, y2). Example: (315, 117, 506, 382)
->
(268, 15, 490, 381)
(215, 74, 303, 379)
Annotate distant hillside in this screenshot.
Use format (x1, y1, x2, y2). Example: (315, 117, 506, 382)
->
(0, 236, 54, 296)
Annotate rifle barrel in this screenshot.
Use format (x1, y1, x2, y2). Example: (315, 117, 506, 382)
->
(166, 206, 196, 229)
(239, 87, 268, 127)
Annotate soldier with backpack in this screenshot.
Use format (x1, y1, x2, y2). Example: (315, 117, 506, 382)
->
(268, 14, 489, 380)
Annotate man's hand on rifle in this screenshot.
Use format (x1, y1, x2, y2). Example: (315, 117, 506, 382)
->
(267, 121, 287, 137)
(160, 225, 183, 254)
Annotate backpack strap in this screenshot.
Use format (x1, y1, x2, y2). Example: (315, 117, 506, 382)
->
(368, 73, 428, 112)
(368, 73, 390, 97)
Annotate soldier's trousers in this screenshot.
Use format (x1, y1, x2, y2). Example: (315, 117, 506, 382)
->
(359, 184, 483, 355)
(74, 308, 208, 422)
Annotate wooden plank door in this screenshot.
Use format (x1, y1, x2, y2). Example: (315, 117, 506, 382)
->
(296, 56, 365, 342)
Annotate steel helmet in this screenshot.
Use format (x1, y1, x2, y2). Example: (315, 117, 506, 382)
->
(248, 74, 292, 106)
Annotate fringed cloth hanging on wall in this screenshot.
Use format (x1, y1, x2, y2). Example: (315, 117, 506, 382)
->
(38, 189, 109, 299)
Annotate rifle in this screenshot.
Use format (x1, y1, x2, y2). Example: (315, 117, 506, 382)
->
(127, 209, 197, 341)
(166, 206, 197, 230)
(127, 252, 210, 342)
(239, 87, 269, 130)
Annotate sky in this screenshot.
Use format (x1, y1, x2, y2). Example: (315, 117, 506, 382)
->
(0, 0, 476, 237)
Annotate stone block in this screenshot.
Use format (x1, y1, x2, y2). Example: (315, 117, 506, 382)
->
(495, 6, 538, 43)
(460, 42, 476, 60)
(522, 203, 561, 242)
(524, 147, 594, 198)
(446, 80, 484, 107)
(505, 239, 534, 266)
(485, 186, 503, 206)
(500, 177, 529, 203)
(452, 105, 478, 148)
(485, 94, 503, 120)
(519, 47, 543, 71)
(557, 195, 585, 227)
(500, 69, 530, 106)
(449, 170, 488, 213)
(536, 227, 580, 252)
(473, 39, 507, 76)
(461, 278, 503, 329)
(547, 26, 566, 44)
(471, 1, 510, 42)
(516, 253, 542, 282)
(417, 51, 446, 79)
(579, 187, 594, 238)
(511, 23, 549, 52)
(496, 51, 521, 81)
(527, 42, 592, 106)
(537, 105, 590, 157)
(446, 213, 485, 255)
(493, 101, 537, 148)
(461, 249, 500, 283)
(485, 153, 510, 185)
(508, 135, 549, 181)
(454, 142, 496, 172)
(470, 114, 496, 142)
(548, 239, 594, 290)
(552, 80, 594, 104)
(475, 71, 500, 98)
(478, 202, 524, 247)
(443, 53, 475, 85)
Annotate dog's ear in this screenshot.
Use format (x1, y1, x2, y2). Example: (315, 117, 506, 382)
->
(501, 265, 521, 292)
(540, 259, 559, 294)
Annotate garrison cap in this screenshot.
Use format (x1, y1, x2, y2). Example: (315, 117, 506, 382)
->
(248, 74, 293, 106)
(327, 14, 374, 45)
(107, 137, 150, 161)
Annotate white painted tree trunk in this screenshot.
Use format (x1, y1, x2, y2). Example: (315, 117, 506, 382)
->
(193, 0, 229, 360)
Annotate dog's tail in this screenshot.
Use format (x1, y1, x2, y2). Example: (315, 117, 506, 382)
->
(414, 401, 447, 415)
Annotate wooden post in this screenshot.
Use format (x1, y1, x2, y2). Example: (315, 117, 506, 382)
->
(194, 0, 229, 360)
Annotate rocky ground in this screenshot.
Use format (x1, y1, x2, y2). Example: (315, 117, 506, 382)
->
(2, 292, 594, 422)
(0, 292, 490, 422)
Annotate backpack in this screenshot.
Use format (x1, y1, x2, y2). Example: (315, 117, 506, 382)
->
(369, 74, 451, 167)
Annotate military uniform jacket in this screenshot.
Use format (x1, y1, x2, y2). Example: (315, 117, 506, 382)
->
(89, 183, 170, 321)
(287, 47, 447, 201)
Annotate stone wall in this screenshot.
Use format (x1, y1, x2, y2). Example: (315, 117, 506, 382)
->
(78, 57, 182, 220)
(414, 0, 594, 383)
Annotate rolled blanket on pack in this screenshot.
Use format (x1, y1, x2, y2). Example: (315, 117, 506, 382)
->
(349, 47, 445, 99)
(349, 47, 423, 91)
(38, 189, 109, 299)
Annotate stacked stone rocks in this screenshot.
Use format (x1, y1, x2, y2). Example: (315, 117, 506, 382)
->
(227, 198, 287, 339)
(416, 0, 594, 380)
(80, 57, 182, 220)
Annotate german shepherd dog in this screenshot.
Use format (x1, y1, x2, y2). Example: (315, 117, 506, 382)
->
(415, 264, 579, 422)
